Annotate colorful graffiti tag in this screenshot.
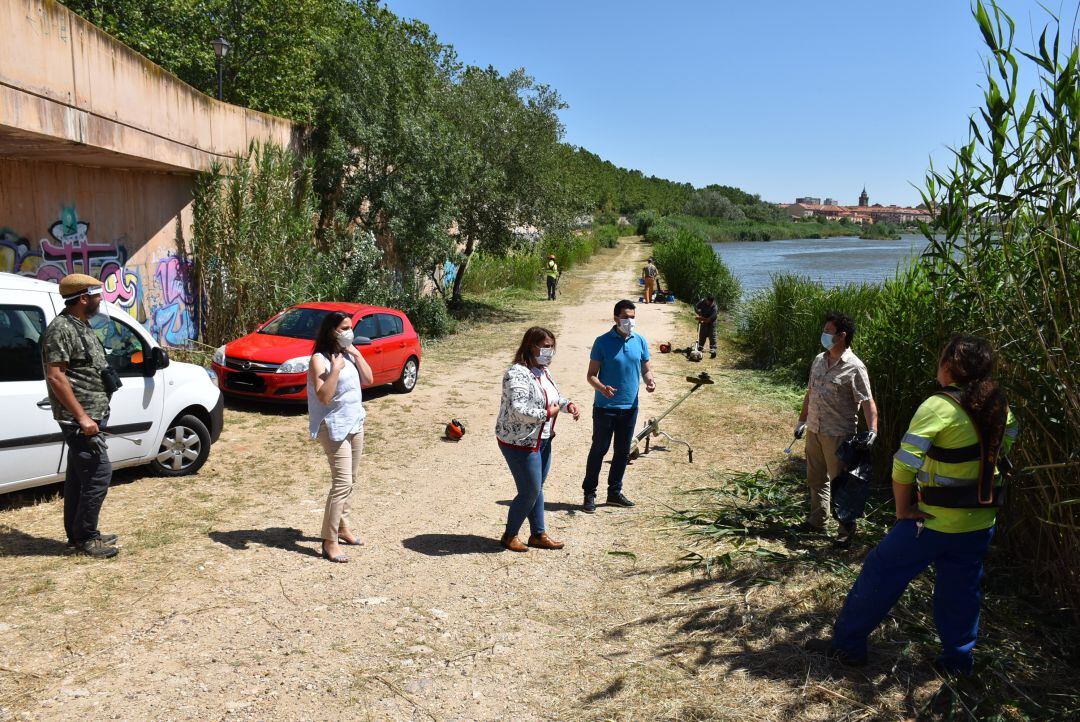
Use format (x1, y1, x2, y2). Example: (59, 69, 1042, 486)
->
(147, 253, 196, 346)
(1, 207, 198, 346)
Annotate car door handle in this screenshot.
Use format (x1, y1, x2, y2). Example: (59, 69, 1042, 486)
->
(36, 398, 51, 409)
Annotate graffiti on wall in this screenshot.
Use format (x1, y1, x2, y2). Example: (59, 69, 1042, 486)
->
(0, 207, 200, 346)
(146, 253, 196, 347)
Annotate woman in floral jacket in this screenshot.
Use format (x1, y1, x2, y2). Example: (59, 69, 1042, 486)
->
(495, 326, 580, 551)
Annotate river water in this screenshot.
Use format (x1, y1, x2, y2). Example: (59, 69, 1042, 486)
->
(711, 234, 928, 297)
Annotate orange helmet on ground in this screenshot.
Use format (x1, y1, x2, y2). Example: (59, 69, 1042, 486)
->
(445, 419, 466, 440)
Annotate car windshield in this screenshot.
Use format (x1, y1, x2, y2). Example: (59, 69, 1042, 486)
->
(257, 308, 331, 340)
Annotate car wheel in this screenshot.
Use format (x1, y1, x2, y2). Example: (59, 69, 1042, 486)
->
(150, 414, 211, 477)
(393, 356, 419, 393)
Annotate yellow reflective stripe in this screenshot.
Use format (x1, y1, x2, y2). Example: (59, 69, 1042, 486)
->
(894, 449, 924, 469)
(902, 432, 932, 451)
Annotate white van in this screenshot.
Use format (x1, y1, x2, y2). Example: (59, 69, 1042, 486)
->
(0, 272, 223, 495)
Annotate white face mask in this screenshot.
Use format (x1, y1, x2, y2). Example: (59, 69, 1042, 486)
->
(617, 317, 636, 335)
(537, 347, 555, 366)
(336, 329, 355, 348)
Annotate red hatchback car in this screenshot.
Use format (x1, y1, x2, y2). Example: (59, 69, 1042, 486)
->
(212, 302, 421, 402)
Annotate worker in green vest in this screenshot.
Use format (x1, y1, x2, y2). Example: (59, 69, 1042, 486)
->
(545, 254, 560, 301)
(808, 334, 1018, 675)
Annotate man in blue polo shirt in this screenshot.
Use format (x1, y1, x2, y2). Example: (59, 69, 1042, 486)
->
(582, 299, 657, 512)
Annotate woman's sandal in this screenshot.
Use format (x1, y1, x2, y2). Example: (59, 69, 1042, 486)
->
(321, 546, 350, 563)
(338, 535, 363, 546)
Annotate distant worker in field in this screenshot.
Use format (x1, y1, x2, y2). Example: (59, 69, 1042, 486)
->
(641, 257, 659, 303)
(694, 295, 719, 359)
(582, 299, 657, 512)
(546, 254, 560, 301)
(808, 335, 1018, 674)
(794, 312, 878, 541)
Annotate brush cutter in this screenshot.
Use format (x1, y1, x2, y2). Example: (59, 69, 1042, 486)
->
(628, 372, 714, 463)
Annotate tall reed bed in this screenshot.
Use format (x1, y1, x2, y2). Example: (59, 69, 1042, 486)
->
(650, 228, 741, 310)
(191, 143, 450, 344)
(739, 1, 1080, 615)
(667, 214, 858, 242)
(460, 224, 624, 294)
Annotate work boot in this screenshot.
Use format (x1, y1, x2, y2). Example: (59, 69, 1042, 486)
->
(527, 533, 565, 550)
(68, 533, 117, 549)
(795, 521, 825, 535)
(582, 495, 597, 514)
(833, 522, 856, 548)
(79, 538, 119, 559)
(710, 350, 717, 359)
(606, 492, 635, 508)
(804, 638, 867, 667)
(500, 533, 528, 553)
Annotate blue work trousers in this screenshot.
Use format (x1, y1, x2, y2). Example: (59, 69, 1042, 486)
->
(500, 438, 553, 537)
(832, 519, 994, 673)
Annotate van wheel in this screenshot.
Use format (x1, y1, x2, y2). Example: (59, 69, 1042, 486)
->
(393, 356, 419, 393)
(151, 414, 211, 476)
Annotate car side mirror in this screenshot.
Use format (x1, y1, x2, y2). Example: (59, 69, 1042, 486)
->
(353, 336, 373, 346)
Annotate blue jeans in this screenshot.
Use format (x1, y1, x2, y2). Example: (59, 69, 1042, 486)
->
(500, 438, 553, 536)
(582, 406, 639, 496)
(831, 519, 994, 673)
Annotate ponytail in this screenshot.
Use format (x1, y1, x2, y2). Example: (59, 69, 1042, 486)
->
(940, 335, 1008, 468)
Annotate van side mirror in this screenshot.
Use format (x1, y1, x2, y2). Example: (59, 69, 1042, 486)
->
(144, 346, 170, 375)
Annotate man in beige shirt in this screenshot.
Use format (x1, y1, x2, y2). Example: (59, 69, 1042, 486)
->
(795, 312, 878, 533)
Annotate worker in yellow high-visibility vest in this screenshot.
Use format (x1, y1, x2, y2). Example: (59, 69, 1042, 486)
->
(545, 255, 560, 301)
(808, 335, 1018, 675)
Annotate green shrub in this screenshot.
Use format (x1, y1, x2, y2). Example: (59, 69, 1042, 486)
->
(391, 287, 454, 338)
(593, 224, 620, 249)
(651, 228, 740, 310)
(644, 219, 678, 245)
(634, 209, 660, 236)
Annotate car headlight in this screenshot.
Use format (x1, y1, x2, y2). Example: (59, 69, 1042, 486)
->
(212, 345, 226, 366)
(277, 356, 310, 374)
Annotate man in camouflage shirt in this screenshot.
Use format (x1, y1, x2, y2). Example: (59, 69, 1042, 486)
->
(43, 273, 119, 559)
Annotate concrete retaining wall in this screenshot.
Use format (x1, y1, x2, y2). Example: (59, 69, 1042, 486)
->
(0, 0, 303, 345)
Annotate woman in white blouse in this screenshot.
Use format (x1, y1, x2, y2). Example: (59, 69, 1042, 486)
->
(494, 327, 580, 552)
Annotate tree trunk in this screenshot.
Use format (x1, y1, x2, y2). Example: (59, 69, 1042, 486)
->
(451, 235, 475, 304)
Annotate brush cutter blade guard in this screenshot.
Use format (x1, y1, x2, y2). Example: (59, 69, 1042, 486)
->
(627, 372, 713, 463)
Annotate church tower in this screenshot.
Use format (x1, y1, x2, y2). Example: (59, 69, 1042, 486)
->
(859, 187, 869, 207)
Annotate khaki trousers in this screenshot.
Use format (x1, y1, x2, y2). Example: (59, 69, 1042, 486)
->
(317, 424, 364, 542)
(644, 277, 656, 302)
(804, 430, 844, 529)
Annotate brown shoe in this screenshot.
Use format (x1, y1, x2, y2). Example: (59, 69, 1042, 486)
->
(527, 533, 565, 550)
(500, 533, 529, 552)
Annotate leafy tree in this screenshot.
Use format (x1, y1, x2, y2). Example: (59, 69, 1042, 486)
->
(61, 0, 337, 122)
(444, 66, 570, 302)
(309, 0, 462, 286)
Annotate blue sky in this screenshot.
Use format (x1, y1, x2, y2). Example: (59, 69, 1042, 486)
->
(383, 0, 1067, 206)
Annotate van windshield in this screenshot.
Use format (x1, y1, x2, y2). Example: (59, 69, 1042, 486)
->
(257, 308, 331, 340)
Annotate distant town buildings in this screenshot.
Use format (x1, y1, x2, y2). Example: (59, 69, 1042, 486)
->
(777, 187, 931, 225)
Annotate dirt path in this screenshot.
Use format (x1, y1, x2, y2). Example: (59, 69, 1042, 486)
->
(4, 239, 769, 721)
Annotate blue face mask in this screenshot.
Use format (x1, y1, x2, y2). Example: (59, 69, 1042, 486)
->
(821, 332, 834, 350)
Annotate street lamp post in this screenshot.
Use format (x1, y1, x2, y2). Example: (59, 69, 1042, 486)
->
(211, 36, 230, 101)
